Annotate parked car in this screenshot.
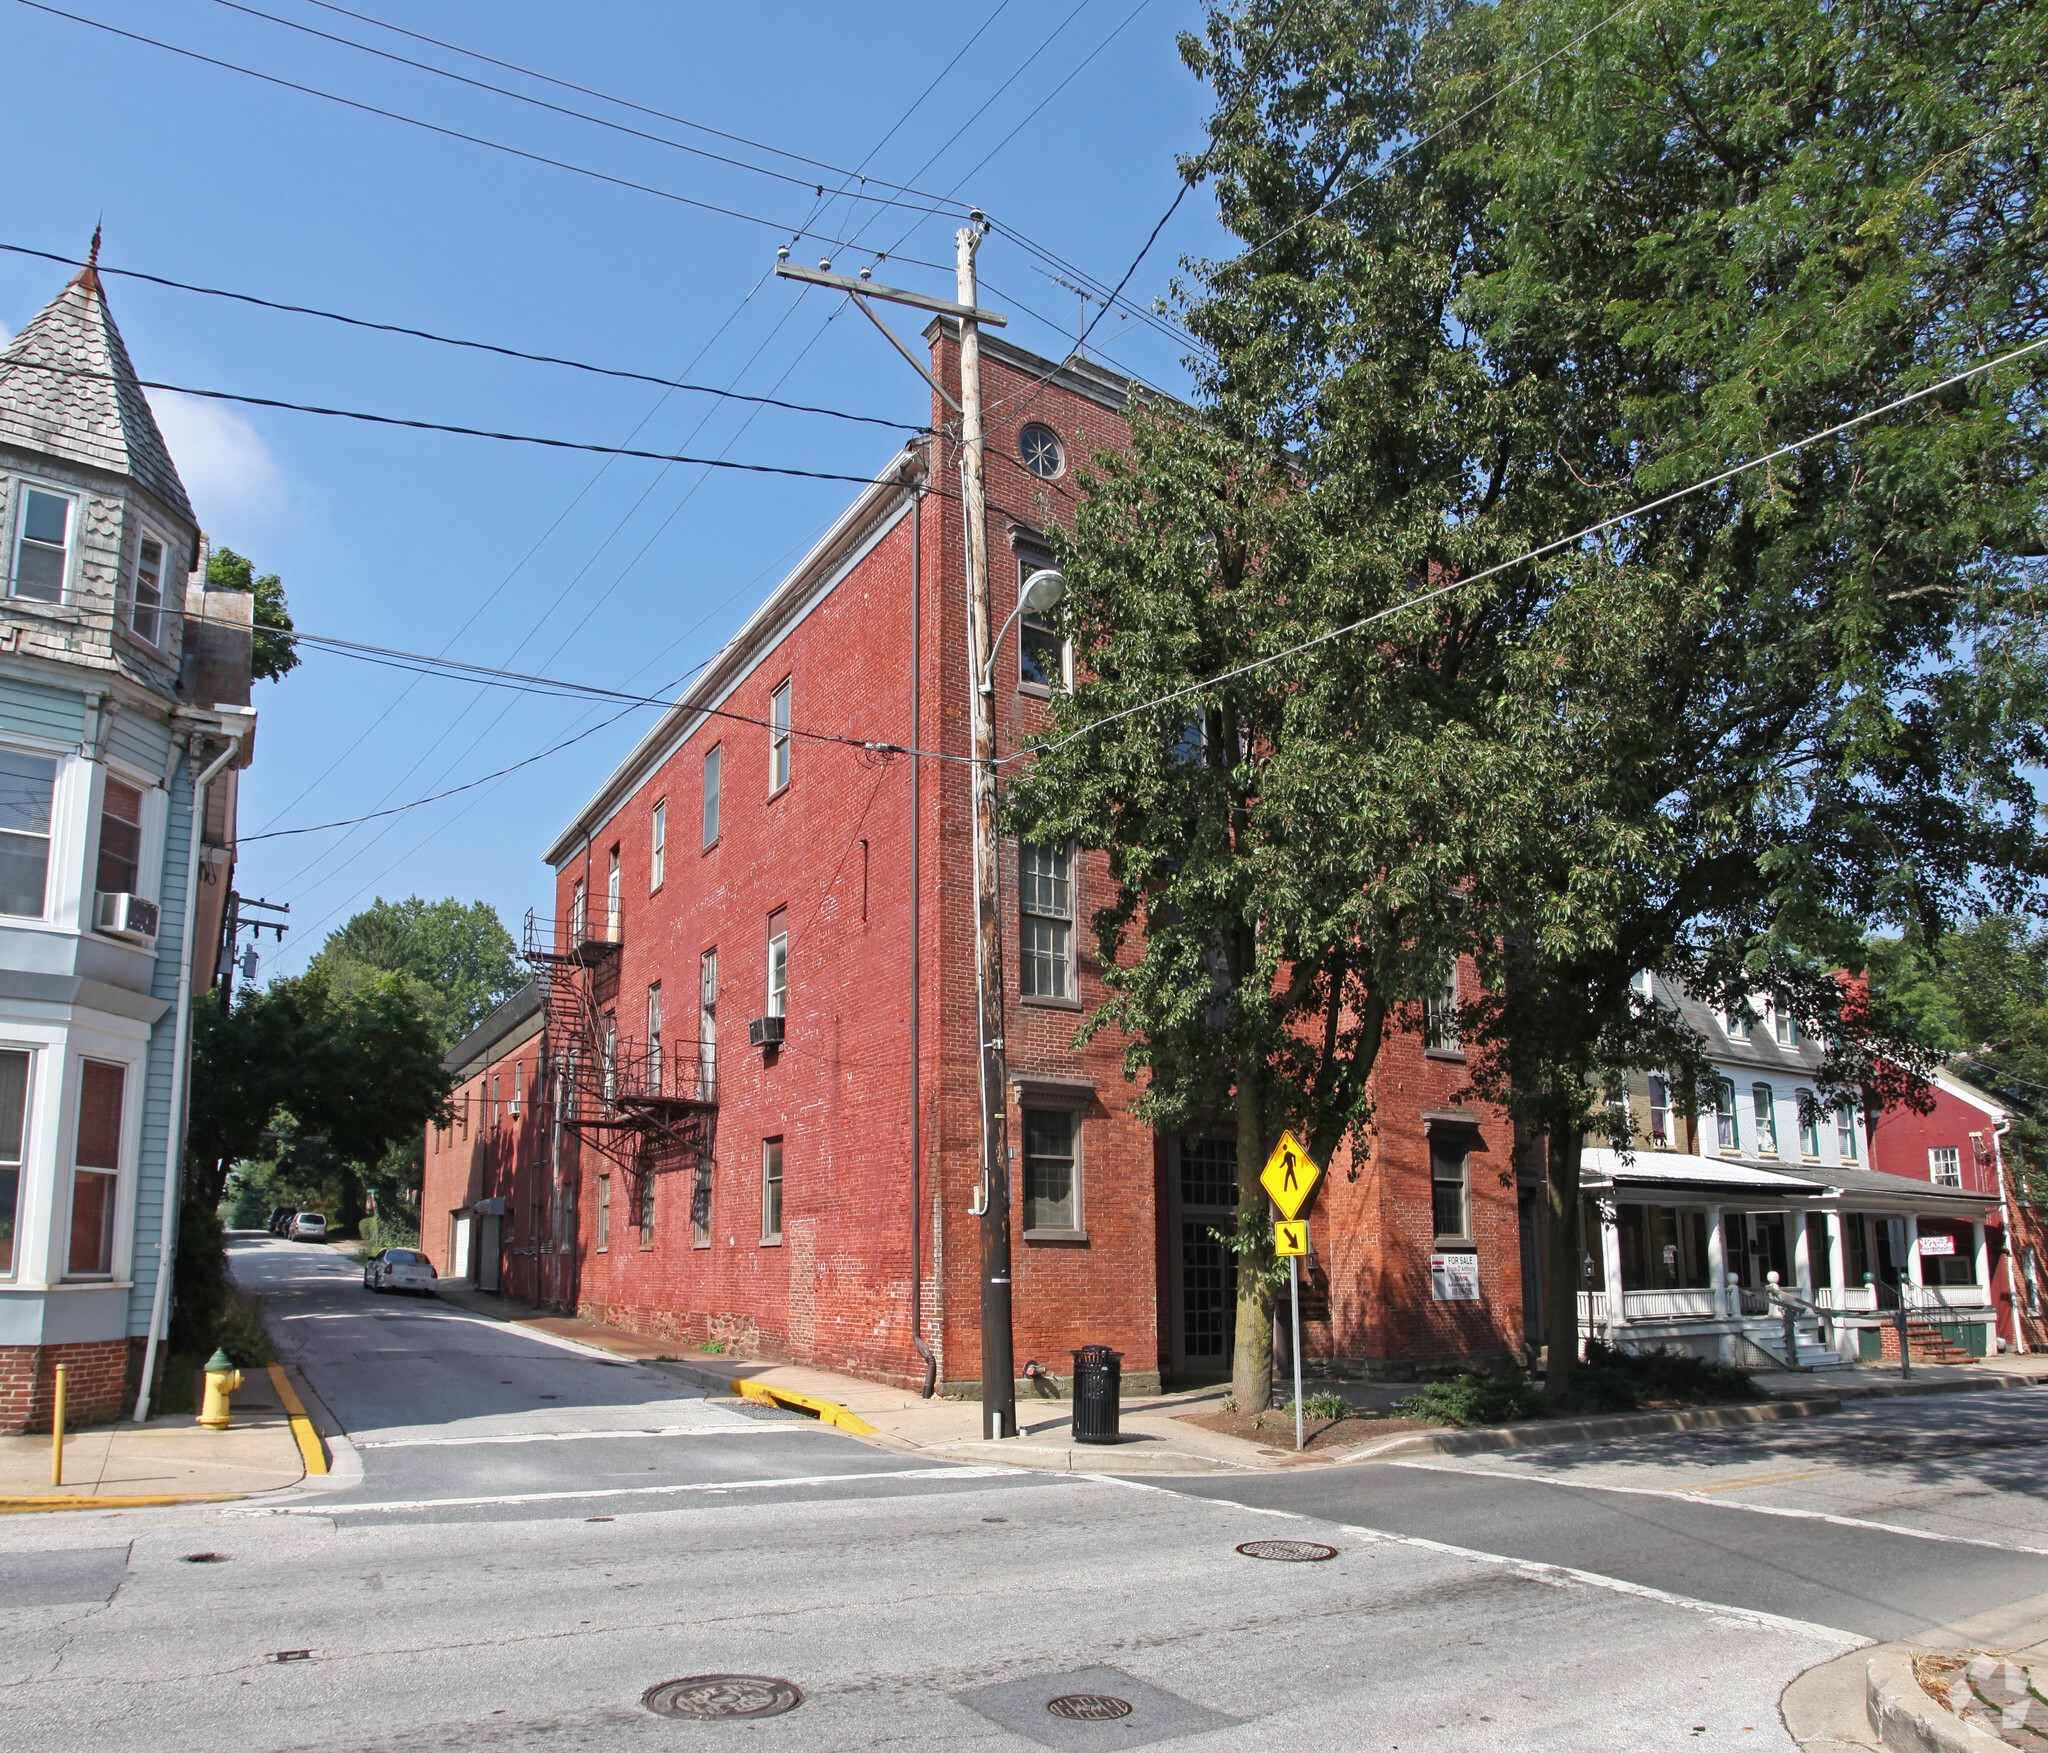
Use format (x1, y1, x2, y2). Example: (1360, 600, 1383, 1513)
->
(290, 1211, 329, 1241)
(363, 1247, 437, 1295)
(267, 1205, 294, 1236)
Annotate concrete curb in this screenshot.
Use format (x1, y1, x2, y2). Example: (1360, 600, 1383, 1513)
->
(1864, 1649, 2013, 1753)
(1340, 1397, 1845, 1462)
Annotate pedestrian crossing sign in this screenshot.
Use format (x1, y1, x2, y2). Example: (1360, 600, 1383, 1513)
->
(1274, 1220, 1309, 1257)
(1259, 1131, 1322, 1221)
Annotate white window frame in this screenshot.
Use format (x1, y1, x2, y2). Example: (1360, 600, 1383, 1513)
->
(1423, 965, 1462, 1054)
(1647, 1074, 1672, 1147)
(769, 680, 792, 792)
(1019, 842, 1075, 1002)
(1796, 1090, 1822, 1158)
(1837, 1103, 1860, 1162)
(645, 983, 662, 1093)
(1724, 1004, 1753, 1042)
(761, 1137, 784, 1244)
(1752, 1082, 1778, 1156)
(596, 1173, 611, 1252)
(62, 1051, 135, 1283)
(129, 522, 170, 647)
(605, 845, 621, 939)
(1929, 1146, 1962, 1188)
(766, 916, 788, 1019)
(1715, 1077, 1740, 1152)
(1021, 1107, 1082, 1235)
(8, 479, 78, 604)
(650, 800, 666, 892)
(702, 744, 722, 847)
(0, 742, 62, 923)
(0, 1043, 35, 1281)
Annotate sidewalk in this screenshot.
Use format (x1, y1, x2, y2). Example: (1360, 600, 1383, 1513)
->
(431, 1281, 2044, 1476)
(0, 1366, 307, 1511)
(1784, 1592, 2048, 1751)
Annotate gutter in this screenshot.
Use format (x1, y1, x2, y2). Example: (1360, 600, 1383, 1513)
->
(133, 708, 252, 1424)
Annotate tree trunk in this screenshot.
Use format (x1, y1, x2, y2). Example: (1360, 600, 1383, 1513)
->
(1230, 1059, 1275, 1411)
(1542, 1099, 1585, 1403)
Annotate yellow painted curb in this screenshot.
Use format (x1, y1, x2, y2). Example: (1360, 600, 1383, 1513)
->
(268, 1365, 329, 1477)
(0, 1493, 244, 1513)
(735, 1378, 878, 1436)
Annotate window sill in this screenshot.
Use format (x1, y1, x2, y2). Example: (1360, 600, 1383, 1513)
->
(1024, 1227, 1087, 1244)
(767, 782, 790, 804)
(1019, 992, 1082, 1012)
(693, 1240, 711, 1250)
(1017, 681, 1052, 700)
(1431, 1239, 1475, 1251)
(760, 1236, 783, 1248)
(701, 839, 720, 855)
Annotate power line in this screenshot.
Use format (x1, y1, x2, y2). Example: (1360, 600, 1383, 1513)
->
(1013, 331, 2048, 765)
(13, 0, 953, 271)
(0, 241, 920, 433)
(0, 357, 895, 484)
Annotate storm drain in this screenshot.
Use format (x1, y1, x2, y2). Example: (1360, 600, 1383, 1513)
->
(1235, 1539, 1338, 1563)
(642, 1675, 803, 1720)
(1047, 1694, 1133, 1721)
(180, 1552, 230, 1564)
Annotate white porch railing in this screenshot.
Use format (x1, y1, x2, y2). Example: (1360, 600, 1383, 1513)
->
(1578, 1291, 1609, 1328)
(1621, 1289, 1722, 1320)
(1904, 1284, 1990, 1313)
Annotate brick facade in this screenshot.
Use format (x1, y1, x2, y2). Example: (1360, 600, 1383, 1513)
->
(0, 1336, 133, 1435)
(424, 330, 1527, 1392)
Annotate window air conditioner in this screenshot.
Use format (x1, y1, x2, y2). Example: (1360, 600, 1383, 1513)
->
(94, 891, 159, 941)
(748, 1015, 785, 1048)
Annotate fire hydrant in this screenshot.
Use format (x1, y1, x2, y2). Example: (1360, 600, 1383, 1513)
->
(199, 1349, 242, 1429)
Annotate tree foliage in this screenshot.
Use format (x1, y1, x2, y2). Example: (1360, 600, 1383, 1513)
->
(206, 545, 299, 683)
(304, 894, 524, 1054)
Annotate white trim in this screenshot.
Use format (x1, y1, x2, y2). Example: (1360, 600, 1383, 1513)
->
(6, 475, 80, 605)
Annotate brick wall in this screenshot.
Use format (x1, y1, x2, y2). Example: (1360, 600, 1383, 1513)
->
(0, 1338, 131, 1435)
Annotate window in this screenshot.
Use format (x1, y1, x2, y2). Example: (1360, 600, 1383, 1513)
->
(646, 983, 662, 1093)
(1752, 1083, 1778, 1155)
(1023, 1109, 1078, 1231)
(1837, 1103, 1860, 1161)
(0, 750, 56, 918)
(639, 1172, 656, 1248)
(702, 745, 721, 846)
(650, 801, 666, 891)
(699, 949, 718, 1101)
(0, 1050, 28, 1276)
(596, 1174, 610, 1251)
(1019, 561, 1063, 687)
(766, 911, 787, 1018)
(1630, 969, 1654, 999)
(490, 1074, 500, 1128)
(1715, 1078, 1740, 1151)
(1724, 1004, 1753, 1042)
(1424, 966, 1462, 1053)
(96, 777, 143, 895)
(692, 1158, 713, 1247)
(605, 846, 621, 939)
(769, 680, 791, 791)
(1798, 1093, 1821, 1158)
(1430, 1134, 1470, 1240)
(761, 1138, 783, 1242)
(512, 1059, 522, 1118)
(11, 486, 74, 601)
(1930, 1146, 1962, 1188)
(131, 532, 165, 644)
(1018, 422, 1063, 479)
(1605, 1080, 1631, 1141)
(68, 1060, 124, 1277)
(570, 878, 587, 944)
(1773, 1000, 1796, 1047)
(1648, 1075, 1672, 1147)
(1019, 843, 1073, 1000)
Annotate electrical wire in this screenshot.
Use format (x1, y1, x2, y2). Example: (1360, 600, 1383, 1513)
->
(0, 357, 895, 484)
(1010, 330, 2048, 765)
(0, 240, 919, 432)
(12, 0, 954, 271)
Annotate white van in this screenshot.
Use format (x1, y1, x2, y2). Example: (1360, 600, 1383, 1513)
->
(290, 1212, 329, 1241)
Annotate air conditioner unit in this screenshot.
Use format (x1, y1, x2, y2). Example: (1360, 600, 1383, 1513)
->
(94, 891, 159, 942)
(748, 1015, 785, 1048)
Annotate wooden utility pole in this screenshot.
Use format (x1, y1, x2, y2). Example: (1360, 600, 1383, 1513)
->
(771, 229, 1017, 1439)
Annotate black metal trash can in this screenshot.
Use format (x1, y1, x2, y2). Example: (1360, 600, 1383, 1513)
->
(1070, 1345, 1123, 1444)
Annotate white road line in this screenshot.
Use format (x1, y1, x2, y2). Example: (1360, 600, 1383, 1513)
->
(1387, 1458, 2048, 1556)
(1089, 1476, 1865, 1648)
(354, 1425, 790, 1449)
(245, 1464, 1032, 1515)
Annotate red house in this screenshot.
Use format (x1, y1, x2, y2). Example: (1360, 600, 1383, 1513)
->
(422, 326, 1524, 1396)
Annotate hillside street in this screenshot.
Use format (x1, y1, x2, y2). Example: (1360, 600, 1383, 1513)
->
(1, 1234, 2044, 1751)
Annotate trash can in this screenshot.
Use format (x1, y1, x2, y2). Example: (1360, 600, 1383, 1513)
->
(1070, 1345, 1123, 1444)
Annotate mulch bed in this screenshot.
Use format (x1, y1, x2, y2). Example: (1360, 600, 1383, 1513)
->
(1177, 1409, 1446, 1452)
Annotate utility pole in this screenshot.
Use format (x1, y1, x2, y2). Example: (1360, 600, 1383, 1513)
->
(773, 226, 1017, 1440)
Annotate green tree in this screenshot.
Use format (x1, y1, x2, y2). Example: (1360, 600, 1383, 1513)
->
(206, 545, 299, 682)
(305, 895, 523, 1053)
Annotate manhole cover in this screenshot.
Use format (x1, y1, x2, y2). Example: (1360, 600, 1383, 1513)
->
(180, 1552, 230, 1564)
(642, 1675, 803, 1720)
(1236, 1539, 1338, 1562)
(1048, 1694, 1134, 1721)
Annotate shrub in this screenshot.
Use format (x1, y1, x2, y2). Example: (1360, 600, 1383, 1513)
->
(1394, 1370, 1542, 1427)
(213, 1287, 276, 1368)
(360, 1212, 421, 1254)
(1301, 1391, 1353, 1421)
(1568, 1340, 1763, 1411)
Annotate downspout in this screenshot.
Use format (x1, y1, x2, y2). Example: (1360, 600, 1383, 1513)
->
(906, 462, 937, 1397)
(134, 717, 248, 1423)
(1993, 1116, 2027, 1354)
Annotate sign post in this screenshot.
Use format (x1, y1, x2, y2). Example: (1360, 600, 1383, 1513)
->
(1260, 1133, 1324, 1453)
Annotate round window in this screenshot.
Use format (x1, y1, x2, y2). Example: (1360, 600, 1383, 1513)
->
(1018, 423, 1064, 480)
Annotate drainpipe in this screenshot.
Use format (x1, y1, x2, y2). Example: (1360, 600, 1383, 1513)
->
(1993, 1116, 2027, 1355)
(134, 713, 250, 1423)
(905, 462, 937, 1397)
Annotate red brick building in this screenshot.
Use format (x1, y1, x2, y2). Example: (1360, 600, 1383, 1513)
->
(421, 326, 1524, 1394)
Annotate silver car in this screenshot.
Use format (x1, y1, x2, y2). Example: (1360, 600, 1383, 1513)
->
(289, 1211, 328, 1241)
(364, 1247, 438, 1296)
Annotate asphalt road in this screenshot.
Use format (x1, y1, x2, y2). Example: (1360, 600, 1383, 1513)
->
(7, 1245, 2046, 1752)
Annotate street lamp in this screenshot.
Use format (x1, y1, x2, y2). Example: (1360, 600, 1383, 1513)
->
(981, 569, 1065, 694)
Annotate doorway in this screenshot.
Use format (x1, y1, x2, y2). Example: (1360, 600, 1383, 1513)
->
(1166, 1136, 1238, 1381)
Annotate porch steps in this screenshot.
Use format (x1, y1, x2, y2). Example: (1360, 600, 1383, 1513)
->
(1906, 1330, 1977, 1367)
(1750, 1326, 1847, 1371)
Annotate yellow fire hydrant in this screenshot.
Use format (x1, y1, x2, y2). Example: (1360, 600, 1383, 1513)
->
(199, 1349, 242, 1429)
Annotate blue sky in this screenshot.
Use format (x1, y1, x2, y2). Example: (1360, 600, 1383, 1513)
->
(0, 0, 1228, 975)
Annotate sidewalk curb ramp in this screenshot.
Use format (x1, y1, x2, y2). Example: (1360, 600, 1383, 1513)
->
(730, 1377, 879, 1436)
(1864, 1648, 2013, 1753)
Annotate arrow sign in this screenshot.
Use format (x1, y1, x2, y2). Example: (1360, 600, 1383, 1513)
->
(1258, 1131, 1323, 1222)
(1274, 1220, 1310, 1257)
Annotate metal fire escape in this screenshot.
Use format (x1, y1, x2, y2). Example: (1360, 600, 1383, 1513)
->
(523, 909, 715, 1192)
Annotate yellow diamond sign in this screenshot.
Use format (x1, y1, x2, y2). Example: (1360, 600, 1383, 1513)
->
(1259, 1131, 1322, 1221)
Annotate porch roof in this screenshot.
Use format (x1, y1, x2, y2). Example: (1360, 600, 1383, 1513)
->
(1774, 1161, 1995, 1213)
(1581, 1147, 1825, 1199)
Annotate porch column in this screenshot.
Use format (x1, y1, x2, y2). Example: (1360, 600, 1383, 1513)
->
(1706, 1206, 1728, 1317)
(1600, 1201, 1626, 1340)
(1793, 1212, 1814, 1302)
(1973, 1218, 1990, 1296)
(1827, 1212, 1853, 1361)
(1905, 1214, 1924, 1290)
